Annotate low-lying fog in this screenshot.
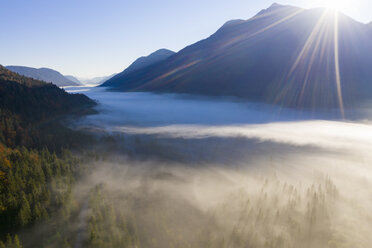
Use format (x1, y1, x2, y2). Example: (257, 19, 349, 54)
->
(65, 86, 372, 248)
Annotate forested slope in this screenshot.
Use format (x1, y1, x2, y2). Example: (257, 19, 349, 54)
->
(0, 65, 96, 247)
(0, 65, 96, 149)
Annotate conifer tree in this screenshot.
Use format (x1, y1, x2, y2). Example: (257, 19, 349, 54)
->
(18, 193, 31, 226)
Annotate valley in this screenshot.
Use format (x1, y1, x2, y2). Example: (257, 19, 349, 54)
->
(2, 1, 372, 247)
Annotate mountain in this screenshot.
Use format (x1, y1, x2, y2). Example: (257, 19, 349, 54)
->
(65, 75, 81, 84)
(65, 74, 116, 86)
(0, 65, 95, 122)
(0, 64, 97, 149)
(121, 49, 175, 75)
(102, 4, 372, 110)
(80, 73, 117, 85)
(6, 66, 80, 87)
(100, 49, 175, 87)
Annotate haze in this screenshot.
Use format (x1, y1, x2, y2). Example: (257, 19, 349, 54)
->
(59, 88, 372, 247)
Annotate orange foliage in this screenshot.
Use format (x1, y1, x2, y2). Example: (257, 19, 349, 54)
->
(0, 143, 12, 168)
(30, 153, 39, 163)
(3, 158, 11, 168)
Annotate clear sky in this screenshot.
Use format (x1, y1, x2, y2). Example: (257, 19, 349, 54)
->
(1, 0, 371, 78)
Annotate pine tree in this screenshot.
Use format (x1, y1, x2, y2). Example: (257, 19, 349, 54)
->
(18, 193, 32, 226)
(5, 234, 13, 248)
(63, 239, 72, 248)
(13, 235, 22, 248)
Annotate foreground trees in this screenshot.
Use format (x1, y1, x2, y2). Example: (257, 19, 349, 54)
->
(0, 65, 96, 247)
(0, 145, 78, 233)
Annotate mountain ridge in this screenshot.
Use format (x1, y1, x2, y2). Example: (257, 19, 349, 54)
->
(101, 4, 372, 110)
(6, 66, 79, 87)
(0, 64, 96, 143)
(65, 75, 81, 84)
(100, 49, 175, 87)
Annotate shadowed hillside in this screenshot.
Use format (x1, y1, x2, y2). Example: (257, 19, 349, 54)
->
(101, 49, 175, 88)
(0, 65, 96, 149)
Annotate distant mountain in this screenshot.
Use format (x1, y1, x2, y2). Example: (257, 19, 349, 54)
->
(102, 4, 372, 110)
(6, 66, 79, 87)
(65, 75, 81, 84)
(80, 73, 117, 85)
(100, 49, 175, 87)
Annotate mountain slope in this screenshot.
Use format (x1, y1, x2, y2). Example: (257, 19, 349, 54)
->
(6, 66, 80, 87)
(65, 75, 81, 84)
(103, 4, 372, 110)
(100, 49, 175, 87)
(0, 65, 97, 246)
(0, 65, 95, 132)
(81, 73, 117, 85)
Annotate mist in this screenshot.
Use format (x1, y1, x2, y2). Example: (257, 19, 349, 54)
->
(58, 87, 372, 247)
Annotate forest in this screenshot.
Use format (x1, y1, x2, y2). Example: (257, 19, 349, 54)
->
(0, 66, 96, 247)
(1, 65, 372, 248)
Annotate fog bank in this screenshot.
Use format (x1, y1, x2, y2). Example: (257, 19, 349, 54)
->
(62, 87, 372, 248)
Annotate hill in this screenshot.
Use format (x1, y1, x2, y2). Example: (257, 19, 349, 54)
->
(0, 65, 96, 148)
(80, 73, 117, 85)
(65, 75, 81, 84)
(6, 66, 80, 87)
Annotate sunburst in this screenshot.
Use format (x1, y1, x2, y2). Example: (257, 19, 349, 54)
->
(321, 0, 352, 12)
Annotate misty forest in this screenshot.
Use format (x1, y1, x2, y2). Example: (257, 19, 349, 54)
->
(2, 2, 372, 248)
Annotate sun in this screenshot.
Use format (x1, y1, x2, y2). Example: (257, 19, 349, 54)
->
(322, 0, 351, 11)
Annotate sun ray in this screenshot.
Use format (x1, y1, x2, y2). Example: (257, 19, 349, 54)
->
(245, 9, 304, 40)
(277, 8, 346, 114)
(288, 10, 329, 76)
(298, 18, 329, 102)
(218, 9, 304, 50)
(333, 11, 345, 117)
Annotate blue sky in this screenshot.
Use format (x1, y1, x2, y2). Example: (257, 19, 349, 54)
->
(1, 0, 371, 78)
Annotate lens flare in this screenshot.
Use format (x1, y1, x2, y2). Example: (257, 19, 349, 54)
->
(321, 0, 352, 11)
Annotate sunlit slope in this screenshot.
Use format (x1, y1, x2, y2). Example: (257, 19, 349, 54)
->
(104, 4, 372, 110)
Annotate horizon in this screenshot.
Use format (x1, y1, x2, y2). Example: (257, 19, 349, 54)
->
(1, 0, 371, 78)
